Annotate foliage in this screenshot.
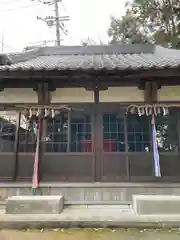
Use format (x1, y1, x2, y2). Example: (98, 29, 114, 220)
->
(108, 0, 180, 48)
(108, 12, 152, 44)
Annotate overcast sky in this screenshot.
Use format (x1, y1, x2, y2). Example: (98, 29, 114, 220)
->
(0, 0, 125, 52)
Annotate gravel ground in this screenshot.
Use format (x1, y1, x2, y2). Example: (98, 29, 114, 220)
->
(0, 228, 180, 240)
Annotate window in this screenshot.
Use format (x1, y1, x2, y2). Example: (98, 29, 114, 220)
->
(156, 109, 178, 153)
(127, 115, 151, 152)
(71, 113, 91, 152)
(0, 117, 16, 152)
(19, 119, 36, 152)
(103, 114, 125, 152)
(46, 113, 68, 152)
(45, 111, 92, 152)
(126, 109, 179, 153)
(16, 107, 180, 155)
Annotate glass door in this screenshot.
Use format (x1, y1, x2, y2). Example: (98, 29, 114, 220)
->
(41, 104, 95, 182)
(97, 104, 128, 181)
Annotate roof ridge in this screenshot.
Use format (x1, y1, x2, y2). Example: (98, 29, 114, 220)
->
(7, 48, 41, 64)
(155, 45, 180, 56)
(39, 44, 155, 56)
(1, 44, 156, 65)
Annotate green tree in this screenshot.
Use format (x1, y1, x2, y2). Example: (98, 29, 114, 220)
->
(108, 12, 152, 44)
(108, 0, 180, 48)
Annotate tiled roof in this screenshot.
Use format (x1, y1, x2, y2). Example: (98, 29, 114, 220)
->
(0, 44, 180, 72)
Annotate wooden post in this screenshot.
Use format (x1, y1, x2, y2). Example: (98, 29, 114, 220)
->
(143, 81, 159, 103)
(67, 111, 71, 152)
(151, 81, 158, 102)
(39, 117, 45, 183)
(144, 82, 152, 102)
(176, 110, 180, 153)
(124, 112, 130, 180)
(34, 82, 50, 104)
(94, 85, 102, 181)
(13, 111, 21, 181)
(37, 83, 44, 104)
(43, 82, 50, 105)
(32, 82, 49, 192)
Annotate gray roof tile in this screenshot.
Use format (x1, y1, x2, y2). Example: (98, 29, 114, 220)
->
(0, 44, 180, 72)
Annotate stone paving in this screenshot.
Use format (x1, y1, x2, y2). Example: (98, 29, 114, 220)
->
(0, 205, 135, 222)
(0, 205, 180, 228)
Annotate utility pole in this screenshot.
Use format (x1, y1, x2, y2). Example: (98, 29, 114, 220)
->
(55, 0, 60, 46)
(1, 33, 4, 52)
(35, 0, 70, 46)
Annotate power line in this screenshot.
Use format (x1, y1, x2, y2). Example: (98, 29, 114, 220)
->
(0, 0, 27, 5)
(0, 3, 41, 12)
(0, 40, 17, 52)
(36, 0, 70, 46)
(60, 1, 67, 13)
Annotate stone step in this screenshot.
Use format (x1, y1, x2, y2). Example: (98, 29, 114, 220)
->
(133, 195, 180, 216)
(6, 196, 64, 214)
(0, 199, 132, 206)
(67, 204, 132, 210)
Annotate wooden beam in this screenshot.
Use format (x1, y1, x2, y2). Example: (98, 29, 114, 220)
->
(0, 67, 180, 80)
(1, 72, 180, 90)
(85, 83, 108, 91)
(0, 69, 146, 79)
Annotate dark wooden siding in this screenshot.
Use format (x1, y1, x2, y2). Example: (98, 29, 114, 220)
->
(41, 153, 94, 181)
(16, 154, 34, 181)
(0, 153, 14, 181)
(159, 154, 180, 180)
(129, 153, 153, 181)
(101, 153, 127, 181)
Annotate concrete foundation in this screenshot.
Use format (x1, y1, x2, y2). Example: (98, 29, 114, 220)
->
(133, 195, 180, 215)
(1, 182, 180, 205)
(6, 195, 64, 214)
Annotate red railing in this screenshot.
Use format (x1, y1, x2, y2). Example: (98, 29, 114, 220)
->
(80, 139, 117, 152)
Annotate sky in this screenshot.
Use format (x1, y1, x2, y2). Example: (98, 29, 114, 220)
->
(0, 0, 126, 53)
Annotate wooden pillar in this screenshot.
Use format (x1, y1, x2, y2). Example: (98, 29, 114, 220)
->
(140, 80, 159, 103)
(93, 86, 102, 181)
(37, 83, 44, 104)
(124, 112, 130, 180)
(33, 82, 51, 183)
(33, 82, 52, 105)
(139, 80, 159, 177)
(86, 82, 108, 182)
(177, 111, 180, 153)
(39, 117, 45, 182)
(151, 81, 158, 102)
(144, 82, 152, 102)
(67, 111, 71, 152)
(13, 111, 21, 181)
